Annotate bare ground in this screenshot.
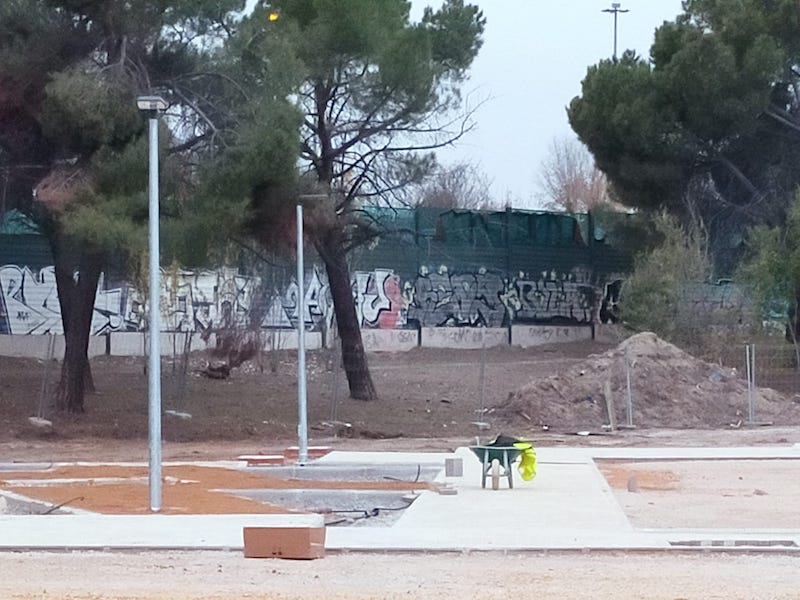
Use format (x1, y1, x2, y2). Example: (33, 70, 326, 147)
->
(1, 551, 799, 600)
(3, 337, 800, 599)
(3, 333, 800, 454)
(2, 341, 609, 446)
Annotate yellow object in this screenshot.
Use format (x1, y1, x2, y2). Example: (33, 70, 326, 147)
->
(513, 441, 537, 481)
(267, 11, 280, 21)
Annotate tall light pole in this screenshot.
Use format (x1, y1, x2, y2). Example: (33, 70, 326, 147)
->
(602, 2, 629, 60)
(294, 194, 328, 465)
(295, 200, 308, 465)
(137, 94, 168, 512)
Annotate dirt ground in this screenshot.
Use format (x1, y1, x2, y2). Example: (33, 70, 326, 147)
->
(2, 341, 612, 445)
(1, 551, 799, 600)
(3, 337, 800, 599)
(3, 333, 800, 450)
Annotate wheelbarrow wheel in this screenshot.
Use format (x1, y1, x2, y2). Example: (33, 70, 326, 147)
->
(491, 458, 500, 490)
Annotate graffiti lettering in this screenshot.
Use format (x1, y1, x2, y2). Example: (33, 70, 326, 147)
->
(353, 269, 405, 328)
(0, 266, 126, 335)
(1, 262, 620, 337)
(267, 268, 331, 330)
(407, 266, 507, 327)
(509, 272, 594, 324)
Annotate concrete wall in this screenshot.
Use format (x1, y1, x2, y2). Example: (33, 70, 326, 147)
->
(0, 326, 598, 358)
(360, 328, 419, 352)
(0, 334, 106, 359)
(261, 330, 324, 352)
(109, 332, 220, 357)
(511, 324, 593, 347)
(0, 330, 328, 359)
(108, 330, 325, 356)
(420, 327, 508, 349)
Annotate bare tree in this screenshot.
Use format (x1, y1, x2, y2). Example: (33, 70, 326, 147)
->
(415, 161, 494, 210)
(537, 137, 613, 212)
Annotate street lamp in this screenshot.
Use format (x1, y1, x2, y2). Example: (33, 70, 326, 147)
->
(137, 94, 168, 512)
(294, 194, 328, 465)
(295, 200, 308, 465)
(602, 2, 629, 60)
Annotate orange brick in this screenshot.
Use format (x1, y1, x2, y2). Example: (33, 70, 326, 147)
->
(243, 526, 326, 559)
(237, 454, 285, 466)
(283, 446, 332, 461)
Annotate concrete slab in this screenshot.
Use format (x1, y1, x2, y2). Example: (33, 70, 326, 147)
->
(314, 451, 453, 465)
(0, 514, 323, 550)
(1, 447, 799, 553)
(324, 446, 639, 551)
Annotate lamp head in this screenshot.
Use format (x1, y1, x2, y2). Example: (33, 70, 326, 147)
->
(136, 96, 168, 112)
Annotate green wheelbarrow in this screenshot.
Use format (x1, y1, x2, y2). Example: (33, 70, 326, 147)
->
(468, 445, 523, 490)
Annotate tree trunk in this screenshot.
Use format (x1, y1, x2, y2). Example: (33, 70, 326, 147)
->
(52, 232, 102, 413)
(315, 232, 377, 401)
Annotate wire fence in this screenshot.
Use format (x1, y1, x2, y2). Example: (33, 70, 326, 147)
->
(734, 343, 800, 398)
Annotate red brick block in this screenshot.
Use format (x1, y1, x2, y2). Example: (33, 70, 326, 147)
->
(243, 526, 326, 559)
(282, 446, 332, 462)
(237, 454, 285, 466)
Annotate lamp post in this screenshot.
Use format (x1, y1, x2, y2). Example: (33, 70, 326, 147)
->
(602, 2, 629, 60)
(294, 194, 328, 465)
(296, 200, 308, 465)
(137, 94, 168, 512)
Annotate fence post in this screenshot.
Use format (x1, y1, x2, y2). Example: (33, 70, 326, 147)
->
(745, 343, 754, 423)
(625, 347, 634, 428)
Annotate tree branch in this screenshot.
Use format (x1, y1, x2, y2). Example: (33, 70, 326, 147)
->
(765, 105, 800, 134)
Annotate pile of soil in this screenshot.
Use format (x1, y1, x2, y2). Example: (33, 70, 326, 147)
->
(494, 332, 800, 432)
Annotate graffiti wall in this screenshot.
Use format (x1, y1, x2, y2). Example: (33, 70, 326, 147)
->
(353, 269, 405, 329)
(263, 268, 333, 331)
(503, 270, 595, 325)
(127, 267, 338, 334)
(404, 266, 597, 328)
(406, 266, 506, 327)
(0, 265, 126, 335)
(0, 263, 622, 336)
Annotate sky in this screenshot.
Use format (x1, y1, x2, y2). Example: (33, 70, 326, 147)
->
(411, 0, 685, 208)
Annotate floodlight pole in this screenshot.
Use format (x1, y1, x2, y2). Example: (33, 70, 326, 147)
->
(602, 2, 629, 60)
(296, 201, 309, 465)
(137, 95, 167, 512)
(294, 194, 328, 466)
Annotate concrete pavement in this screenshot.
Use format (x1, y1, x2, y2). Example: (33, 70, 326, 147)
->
(1, 445, 799, 552)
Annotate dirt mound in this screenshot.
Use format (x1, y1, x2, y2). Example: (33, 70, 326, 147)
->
(494, 332, 800, 431)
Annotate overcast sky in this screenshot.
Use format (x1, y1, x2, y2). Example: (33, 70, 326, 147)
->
(412, 0, 685, 208)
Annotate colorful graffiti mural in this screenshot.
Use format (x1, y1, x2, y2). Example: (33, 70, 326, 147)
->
(506, 270, 596, 325)
(0, 264, 339, 335)
(354, 268, 405, 329)
(406, 265, 506, 327)
(404, 266, 597, 327)
(1, 263, 631, 335)
(263, 268, 333, 331)
(0, 265, 126, 335)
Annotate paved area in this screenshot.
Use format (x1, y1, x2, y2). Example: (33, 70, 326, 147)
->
(1, 445, 799, 552)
